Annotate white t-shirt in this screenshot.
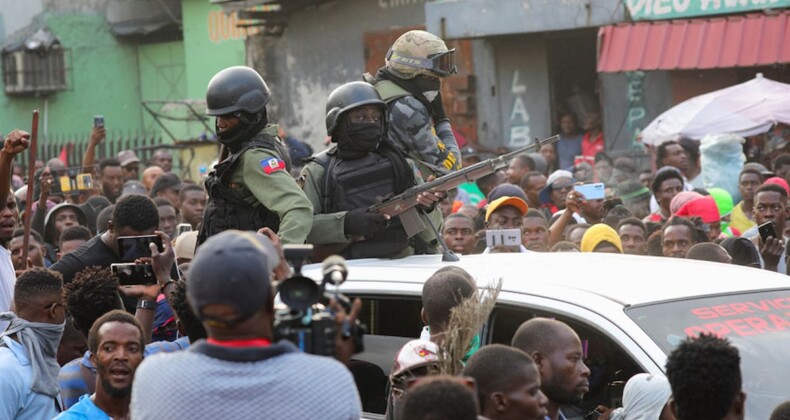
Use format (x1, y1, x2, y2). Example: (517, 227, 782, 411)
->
(0, 245, 15, 332)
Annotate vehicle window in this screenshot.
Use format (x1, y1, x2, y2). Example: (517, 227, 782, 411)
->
(488, 305, 642, 414)
(626, 289, 790, 420)
(347, 295, 424, 415)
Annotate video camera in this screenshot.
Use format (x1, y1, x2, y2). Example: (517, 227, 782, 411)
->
(274, 245, 365, 357)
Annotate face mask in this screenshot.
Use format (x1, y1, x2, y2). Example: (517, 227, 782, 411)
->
(337, 122, 383, 155)
(422, 91, 439, 102)
(413, 76, 441, 103)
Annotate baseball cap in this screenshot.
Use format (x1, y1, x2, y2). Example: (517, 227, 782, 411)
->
(187, 230, 273, 326)
(485, 196, 528, 222)
(117, 150, 140, 167)
(121, 180, 148, 197)
(149, 173, 183, 197)
(391, 339, 440, 379)
(487, 183, 528, 203)
(173, 230, 198, 261)
(539, 170, 574, 205)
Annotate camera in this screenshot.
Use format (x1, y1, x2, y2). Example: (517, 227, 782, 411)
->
(111, 263, 156, 286)
(273, 245, 365, 357)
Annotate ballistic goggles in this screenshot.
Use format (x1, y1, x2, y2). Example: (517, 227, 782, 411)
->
(386, 49, 458, 77)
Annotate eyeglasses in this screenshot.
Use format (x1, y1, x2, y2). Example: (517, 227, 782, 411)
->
(386, 49, 458, 77)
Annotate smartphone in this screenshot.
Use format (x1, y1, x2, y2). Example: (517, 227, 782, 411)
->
(485, 228, 521, 248)
(94, 115, 104, 128)
(111, 263, 157, 286)
(117, 235, 164, 262)
(59, 175, 74, 193)
(758, 221, 778, 243)
(176, 223, 192, 237)
(76, 173, 94, 190)
(574, 183, 605, 200)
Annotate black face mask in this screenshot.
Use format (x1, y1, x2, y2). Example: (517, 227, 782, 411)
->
(412, 76, 441, 102)
(336, 121, 383, 159)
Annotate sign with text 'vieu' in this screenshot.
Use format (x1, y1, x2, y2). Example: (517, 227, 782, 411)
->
(626, 0, 790, 21)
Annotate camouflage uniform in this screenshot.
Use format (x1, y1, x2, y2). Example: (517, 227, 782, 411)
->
(366, 30, 462, 178)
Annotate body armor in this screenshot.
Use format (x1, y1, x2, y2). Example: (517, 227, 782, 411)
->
(313, 146, 412, 259)
(197, 134, 289, 245)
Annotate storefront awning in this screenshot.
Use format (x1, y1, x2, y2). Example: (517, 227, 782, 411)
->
(597, 11, 790, 73)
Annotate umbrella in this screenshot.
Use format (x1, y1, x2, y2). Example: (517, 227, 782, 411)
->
(641, 74, 790, 146)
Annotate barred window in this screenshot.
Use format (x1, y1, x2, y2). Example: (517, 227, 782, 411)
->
(2, 48, 68, 95)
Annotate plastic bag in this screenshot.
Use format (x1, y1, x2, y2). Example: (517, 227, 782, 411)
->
(700, 134, 745, 203)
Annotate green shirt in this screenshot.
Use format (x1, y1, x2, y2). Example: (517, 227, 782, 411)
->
(226, 136, 313, 245)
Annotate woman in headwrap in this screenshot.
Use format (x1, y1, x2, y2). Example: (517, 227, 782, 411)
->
(580, 224, 623, 254)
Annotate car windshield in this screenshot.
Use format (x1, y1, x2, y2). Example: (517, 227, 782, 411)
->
(626, 289, 790, 420)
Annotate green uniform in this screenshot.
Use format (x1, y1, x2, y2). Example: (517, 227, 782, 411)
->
(300, 145, 440, 257)
(202, 125, 313, 245)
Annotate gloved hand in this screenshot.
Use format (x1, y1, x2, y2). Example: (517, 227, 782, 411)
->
(430, 91, 448, 124)
(344, 208, 389, 237)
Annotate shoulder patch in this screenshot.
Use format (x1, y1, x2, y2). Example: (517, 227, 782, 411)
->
(260, 157, 286, 175)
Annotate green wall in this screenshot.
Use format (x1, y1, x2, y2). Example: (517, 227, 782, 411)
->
(0, 13, 143, 140)
(181, 0, 247, 100)
(138, 41, 189, 139)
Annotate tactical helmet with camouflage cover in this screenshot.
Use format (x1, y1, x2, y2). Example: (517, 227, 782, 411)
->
(386, 30, 457, 79)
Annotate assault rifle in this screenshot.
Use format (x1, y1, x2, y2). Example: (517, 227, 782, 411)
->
(369, 134, 560, 238)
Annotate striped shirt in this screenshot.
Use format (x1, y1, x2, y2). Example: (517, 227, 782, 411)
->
(58, 336, 190, 409)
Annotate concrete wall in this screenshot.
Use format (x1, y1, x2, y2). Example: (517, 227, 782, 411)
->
(247, 0, 426, 148)
(426, 0, 624, 38)
(181, 0, 247, 100)
(492, 35, 551, 148)
(600, 71, 672, 151)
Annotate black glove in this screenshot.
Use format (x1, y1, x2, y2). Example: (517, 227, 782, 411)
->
(430, 91, 448, 124)
(344, 208, 389, 237)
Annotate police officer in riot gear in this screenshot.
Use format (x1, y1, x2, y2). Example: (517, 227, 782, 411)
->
(198, 66, 312, 246)
(363, 30, 461, 178)
(300, 81, 442, 259)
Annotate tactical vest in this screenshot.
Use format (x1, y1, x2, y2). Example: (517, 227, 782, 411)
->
(311, 147, 411, 259)
(197, 133, 290, 245)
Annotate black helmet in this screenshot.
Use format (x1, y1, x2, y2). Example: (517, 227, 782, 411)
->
(206, 66, 271, 116)
(325, 82, 387, 135)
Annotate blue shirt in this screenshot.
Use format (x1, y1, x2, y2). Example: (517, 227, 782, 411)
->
(58, 336, 190, 409)
(0, 336, 62, 419)
(54, 394, 110, 419)
(557, 134, 583, 170)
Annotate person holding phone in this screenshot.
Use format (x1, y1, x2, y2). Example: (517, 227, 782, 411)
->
(748, 184, 787, 273)
(483, 196, 529, 253)
(51, 195, 160, 284)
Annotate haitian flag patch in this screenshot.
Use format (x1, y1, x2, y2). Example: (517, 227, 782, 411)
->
(261, 157, 286, 174)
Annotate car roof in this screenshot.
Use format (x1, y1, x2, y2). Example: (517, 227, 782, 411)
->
(302, 252, 790, 306)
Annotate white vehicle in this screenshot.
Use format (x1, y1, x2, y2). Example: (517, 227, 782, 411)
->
(302, 252, 790, 420)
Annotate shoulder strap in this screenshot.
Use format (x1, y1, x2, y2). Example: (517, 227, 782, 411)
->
(374, 80, 410, 104)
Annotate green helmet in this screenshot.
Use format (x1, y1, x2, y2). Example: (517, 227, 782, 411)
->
(385, 30, 457, 79)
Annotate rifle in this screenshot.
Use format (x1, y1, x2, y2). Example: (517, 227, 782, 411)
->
(369, 134, 560, 238)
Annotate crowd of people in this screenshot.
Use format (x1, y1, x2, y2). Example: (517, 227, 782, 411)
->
(0, 27, 787, 419)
